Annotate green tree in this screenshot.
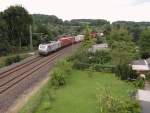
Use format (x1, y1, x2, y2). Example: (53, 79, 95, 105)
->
(139, 29, 150, 58)
(108, 29, 131, 46)
(115, 64, 137, 80)
(84, 25, 92, 41)
(35, 24, 52, 40)
(78, 26, 94, 50)
(3, 5, 32, 50)
(108, 29, 137, 65)
(111, 41, 136, 65)
(0, 12, 11, 56)
(96, 36, 103, 44)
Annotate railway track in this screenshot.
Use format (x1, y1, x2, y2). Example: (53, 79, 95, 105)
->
(0, 43, 80, 113)
(0, 56, 41, 79)
(0, 50, 65, 94)
(0, 52, 62, 94)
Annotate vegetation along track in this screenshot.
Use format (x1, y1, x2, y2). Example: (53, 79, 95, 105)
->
(0, 51, 64, 94)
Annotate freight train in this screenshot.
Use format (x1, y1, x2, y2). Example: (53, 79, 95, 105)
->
(38, 35, 84, 55)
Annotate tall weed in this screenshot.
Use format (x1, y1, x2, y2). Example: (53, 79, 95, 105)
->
(97, 88, 141, 113)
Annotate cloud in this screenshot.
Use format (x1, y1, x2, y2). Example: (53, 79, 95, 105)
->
(0, 0, 150, 22)
(131, 0, 150, 5)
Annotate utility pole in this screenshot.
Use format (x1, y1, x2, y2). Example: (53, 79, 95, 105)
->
(30, 25, 33, 51)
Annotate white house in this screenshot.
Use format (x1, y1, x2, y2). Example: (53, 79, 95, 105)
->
(89, 43, 108, 53)
(132, 58, 150, 73)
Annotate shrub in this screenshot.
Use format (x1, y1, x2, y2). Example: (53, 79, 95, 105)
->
(51, 68, 66, 87)
(89, 50, 111, 64)
(0, 41, 11, 56)
(97, 89, 141, 113)
(73, 62, 114, 72)
(115, 64, 137, 80)
(55, 60, 72, 75)
(96, 37, 103, 44)
(132, 77, 145, 89)
(50, 60, 72, 88)
(73, 62, 90, 70)
(5, 55, 21, 66)
(146, 72, 150, 82)
(93, 64, 114, 72)
(71, 46, 111, 72)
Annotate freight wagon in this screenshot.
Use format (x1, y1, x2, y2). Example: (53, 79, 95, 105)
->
(58, 36, 75, 47)
(74, 35, 84, 42)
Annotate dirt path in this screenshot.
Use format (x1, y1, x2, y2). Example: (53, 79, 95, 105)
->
(6, 76, 49, 113)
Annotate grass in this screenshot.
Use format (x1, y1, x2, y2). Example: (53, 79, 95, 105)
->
(20, 70, 135, 113)
(0, 53, 32, 68)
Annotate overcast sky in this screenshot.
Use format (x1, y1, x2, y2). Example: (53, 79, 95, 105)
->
(0, 0, 150, 22)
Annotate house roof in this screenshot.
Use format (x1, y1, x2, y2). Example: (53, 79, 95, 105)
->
(146, 58, 150, 64)
(132, 58, 150, 71)
(132, 60, 146, 65)
(93, 43, 108, 48)
(88, 43, 109, 53)
(132, 65, 149, 71)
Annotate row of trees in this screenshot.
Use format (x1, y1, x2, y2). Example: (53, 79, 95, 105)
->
(111, 21, 150, 59)
(106, 26, 150, 80)
(112, 21, 149, 43)
(32, 15, 110, 37)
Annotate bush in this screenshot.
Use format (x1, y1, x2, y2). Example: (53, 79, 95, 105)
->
(94, 64, 114, 72)
(55, 60, 72, 75)
(72, 49, 112, 72)
(96, 37, 103, 44)
(51, 68, 66, 87)
(90, 50, 111, 64)
(5, 55, 21, 66)
(0, 41, 11, 56)
(146, 72, 150, 82)
(132, 77, 145, 89)
(50, 60, 72, 88)
(73, 62, 90, 70)
(115, 64, 137, 80)
(73, 62, 114, 72)
(97, 89, 141, 113)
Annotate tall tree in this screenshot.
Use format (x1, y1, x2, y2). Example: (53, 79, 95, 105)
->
(139, 29, 150, 58)
(84, 25, 92, 41)
(108, 29, 131, 46)
(3, 5, 32, 50)
(0, 12, 11, 56)
(108, 29, 137, 65)
(111, 41, 136, 65)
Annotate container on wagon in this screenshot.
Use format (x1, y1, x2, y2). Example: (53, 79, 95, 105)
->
(58, 36, 75, 47)
(75, 35, 84, 42)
